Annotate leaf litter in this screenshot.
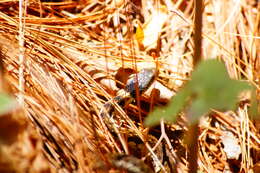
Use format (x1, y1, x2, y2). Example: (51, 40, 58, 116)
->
(0, 0, 259, 172)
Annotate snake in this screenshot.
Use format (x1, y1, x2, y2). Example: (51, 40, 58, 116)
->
(99, 68, 157, 173)
(100, 68, 157, 121)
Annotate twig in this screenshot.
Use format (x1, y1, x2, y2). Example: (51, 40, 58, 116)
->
(18, 0, 26, 105)
(152, 119, 179, 173)
(188, 0, 203, 172)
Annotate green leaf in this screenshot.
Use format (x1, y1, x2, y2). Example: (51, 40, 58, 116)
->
(248, 90, 259, 119)
(0, 93, 16, 115)
(145, 88, 191, 126)
(145, 59, 252, 126)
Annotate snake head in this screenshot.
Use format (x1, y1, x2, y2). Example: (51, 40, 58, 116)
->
(125, 68, 157, 97)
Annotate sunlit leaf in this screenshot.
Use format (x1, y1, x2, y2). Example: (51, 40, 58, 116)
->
(140, 6, 168, 49)
(135, 23, 144, 47)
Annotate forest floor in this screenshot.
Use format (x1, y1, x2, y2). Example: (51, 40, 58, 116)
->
(0, 0, 259, 172)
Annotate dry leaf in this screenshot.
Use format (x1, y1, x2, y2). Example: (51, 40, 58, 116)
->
(136, 6, 168, 50)
(220, 131, 241, 160)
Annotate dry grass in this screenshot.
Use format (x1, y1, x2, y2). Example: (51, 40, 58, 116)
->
(0, 0, 259, 172)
